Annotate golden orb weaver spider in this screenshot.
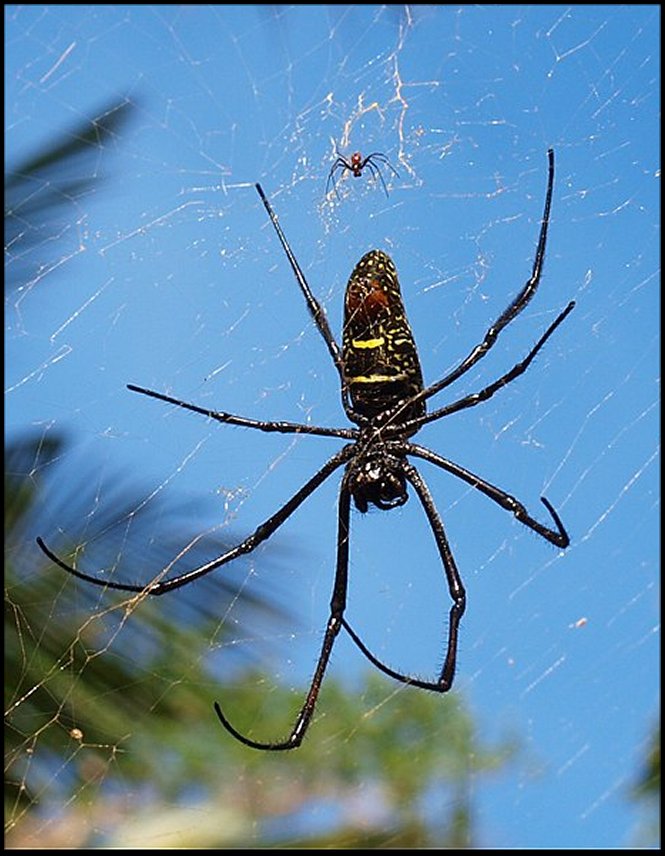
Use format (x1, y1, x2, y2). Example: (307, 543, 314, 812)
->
(38, 149, 574, 751)
(326, 149, 399, 198)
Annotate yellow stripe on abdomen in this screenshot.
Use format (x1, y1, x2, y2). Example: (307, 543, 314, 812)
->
(348, 373, 407, 384)
(351, 337, 385, 349)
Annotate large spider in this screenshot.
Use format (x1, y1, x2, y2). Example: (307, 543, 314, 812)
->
(38, 149, 574, 752)
(326, 149, 399, 198)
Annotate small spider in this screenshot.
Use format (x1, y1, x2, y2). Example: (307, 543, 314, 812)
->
(38, 150, 574, 752)
(326, 150, 399, 198)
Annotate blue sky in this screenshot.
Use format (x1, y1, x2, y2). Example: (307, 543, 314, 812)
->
(6, 5, 659, 848)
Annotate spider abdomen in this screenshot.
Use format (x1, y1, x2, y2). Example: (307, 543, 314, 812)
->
(342, 250, 425, 423)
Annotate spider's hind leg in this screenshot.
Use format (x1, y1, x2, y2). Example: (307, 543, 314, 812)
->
(342, 459, 466, 693)
(214, 466, 356, 750)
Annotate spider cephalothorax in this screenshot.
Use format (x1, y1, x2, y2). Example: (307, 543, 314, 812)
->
(348, 447, 409, 513)
(38, 150, 574, 751)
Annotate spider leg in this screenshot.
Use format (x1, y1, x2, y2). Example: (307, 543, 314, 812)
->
(406, 148, 557, 413)
(255, 184, 349, 410)
(342, 460, 465, 691)
(127, 383, 358, 441)
(326, 158, 347, 199)
(36, 444, 356, 596)
(400, 299, 575, 433)
(363, 160, 390, 198)
(215, 467, 354, 750)
(405, 443, 569, 548)
(364, 152, 400, 178)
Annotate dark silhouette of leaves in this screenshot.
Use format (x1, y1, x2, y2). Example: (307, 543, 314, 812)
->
(5, 430, 291, 816)
(5, 97, 136, 290)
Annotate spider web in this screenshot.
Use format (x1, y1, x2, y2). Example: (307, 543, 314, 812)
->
(5, 5, 659, 848)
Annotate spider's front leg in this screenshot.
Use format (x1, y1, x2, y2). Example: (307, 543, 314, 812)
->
(407, 148, 559, 413)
